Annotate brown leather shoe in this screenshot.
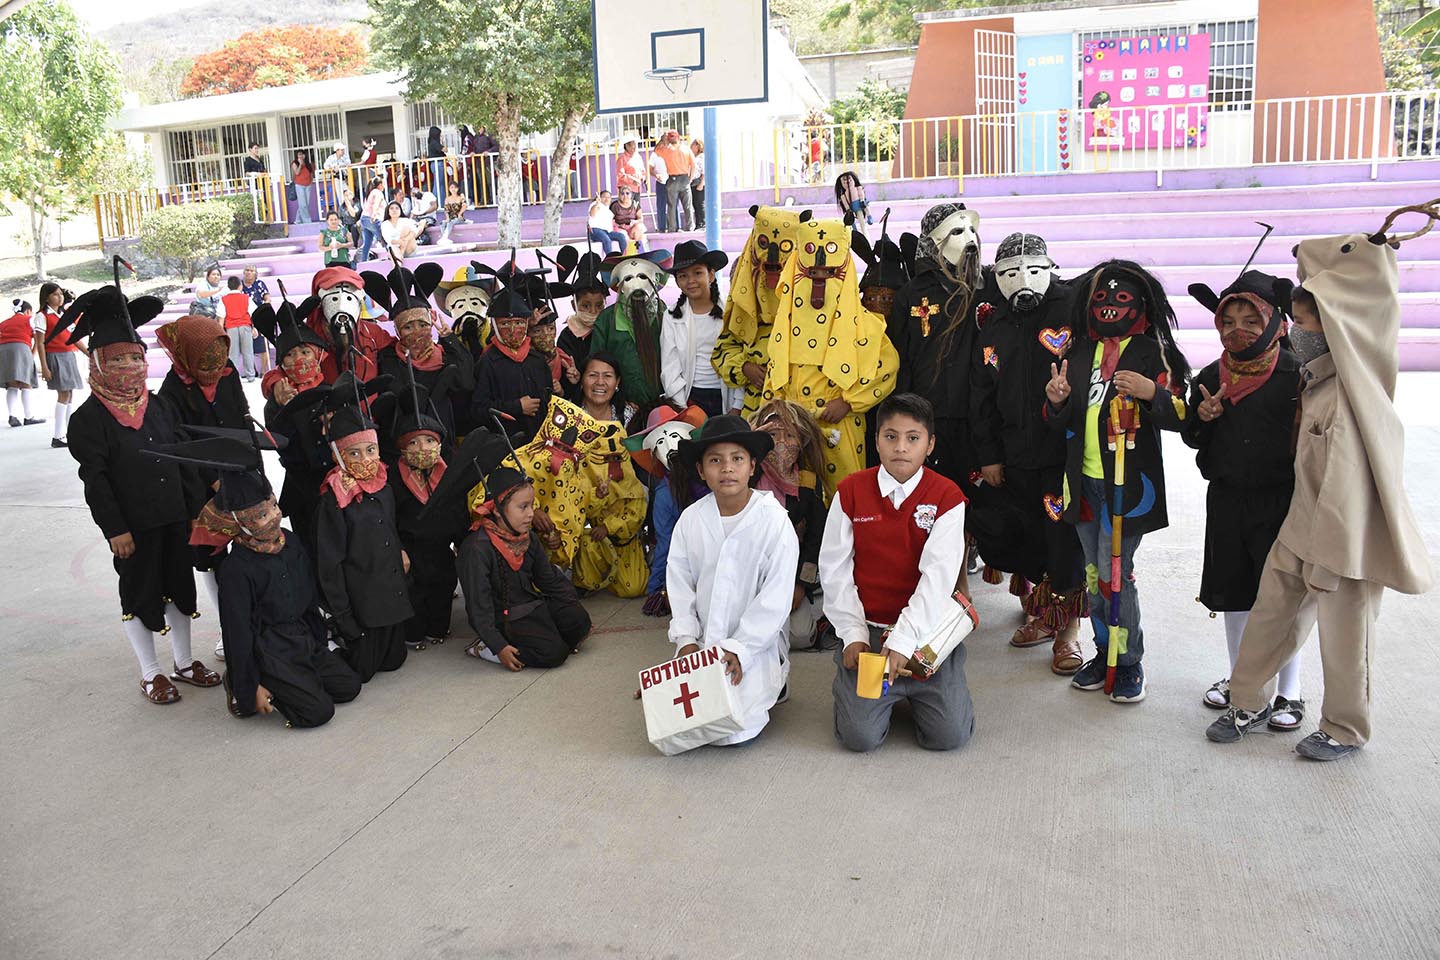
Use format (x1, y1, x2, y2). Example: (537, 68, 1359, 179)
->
(1051, 624, 1084, 675)
(1010, 619, 1055, 648)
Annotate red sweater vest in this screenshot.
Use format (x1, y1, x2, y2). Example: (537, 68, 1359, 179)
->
(837, 467, 965, 625)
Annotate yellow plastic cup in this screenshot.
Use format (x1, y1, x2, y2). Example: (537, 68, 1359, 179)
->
(857, 651, 887, 699)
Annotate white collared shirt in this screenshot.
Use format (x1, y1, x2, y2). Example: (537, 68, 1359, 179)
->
(876, 464, 924, 508)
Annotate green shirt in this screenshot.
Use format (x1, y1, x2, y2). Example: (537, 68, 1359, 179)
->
(320, 227, 351, 266)
(591, 300, 662, 405)
(1083, 337, 1129, 479)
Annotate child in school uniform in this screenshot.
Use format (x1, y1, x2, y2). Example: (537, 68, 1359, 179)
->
(822, 393, 973, 752)
(148, 426, 361, 728)
(60, 283, 220, 704)
(1183, 271, 1312, 727)
(315, 374, 412, 682)
(1206, 225, 1433, 760)
(1043, 260, 1190, 704)
(458, 465, 592, 669)
(666, 415, 800, 745)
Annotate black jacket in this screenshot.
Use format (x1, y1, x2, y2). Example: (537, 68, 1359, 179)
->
(316, 484, 413, 636)
(158, 367, 252, 512)
(376, 334, 475, 440)
(970, 280, 1074, 471)
(471, 345, 553, 442)
(778, 477, 826, 592)
(264, 391, 333, 518)
(458, 530, 578, 654)
(888, 268, 977, 420)
(1182, 351, 1301, 490)
(217, 536, 329, 717)
(68, 394, 196, 539)
(1047, 334, 1188, 536)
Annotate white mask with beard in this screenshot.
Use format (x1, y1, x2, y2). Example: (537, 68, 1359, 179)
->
(610, 258, 668, 303)
(926, 209, 980, 269)
(645, 422, 694, 470)
(444, 286, 491, 329)
(318, 282, 363, 330)
(995, 254, 1056, 312)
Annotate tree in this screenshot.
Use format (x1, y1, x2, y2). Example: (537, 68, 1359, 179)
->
(526, 0, 594, 245)
(179, 26, 368, 98)
(369, 0, 593, 249)
(0, 0, 124, 280)
(138, 201, 236, 282)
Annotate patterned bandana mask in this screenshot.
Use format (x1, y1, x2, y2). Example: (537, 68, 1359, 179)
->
(396, 310, 436, 361)
(403, 446, 442, 470)
(194, 338, 229, 386)
(282, 346, 322, 387)
(234, 498, 285, 554)
(344, 452, 381, 481)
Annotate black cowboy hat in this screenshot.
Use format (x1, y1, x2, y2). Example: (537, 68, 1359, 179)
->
(667, 240, 729, 274)
(674, 414, 774, 484)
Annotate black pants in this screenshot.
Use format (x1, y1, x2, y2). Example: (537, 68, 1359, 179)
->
(261, 646, 361, 728)
(1200, 480, 1294, 611)
(692, 182, 705, 227)
(1001, 464, 1083, 593)
(405, 540, 458, 642)
(115, 522, 196, 633)
(344, 621, 408, 682)
(688, 386, 724, 417)
(927, 416, 973, 490)
(509, 598, 591, 668)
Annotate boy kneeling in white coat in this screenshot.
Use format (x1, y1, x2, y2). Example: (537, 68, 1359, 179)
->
(666, 415, 800, 746)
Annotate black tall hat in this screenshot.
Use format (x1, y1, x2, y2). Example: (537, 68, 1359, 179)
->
(252, 296, 326, 359)
(48, 257, 164, 349)
(325, 370, 391, 443)
(362, 262, 445, 318)
(856, 210, 909, 291)
(569, 251, 607, 296)
(413, 426, 516, 538)
(146, 423, 286, 512)
(1188, 270, 1295, 319)
(390, 378, 448, 444)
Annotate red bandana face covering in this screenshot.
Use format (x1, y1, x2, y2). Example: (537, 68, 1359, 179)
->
(282, 346, 324, 390)
(1216, 293, 1285, 404)
(91, 343, 150, 429)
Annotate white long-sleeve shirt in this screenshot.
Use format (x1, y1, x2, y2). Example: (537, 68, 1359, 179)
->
(660, 301, 740, 410)
(666, 490, 798, 744)
(818, 466, 968, 660)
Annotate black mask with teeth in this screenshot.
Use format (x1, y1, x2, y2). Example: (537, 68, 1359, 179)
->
(1089, 277, 1149, 339)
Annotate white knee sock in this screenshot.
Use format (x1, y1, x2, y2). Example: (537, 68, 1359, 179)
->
(164, 602, 194, 667)
(20, 388, 33, 418)
(1223, 610, 1248, 670)
(53, 401, 69, 439)
(6, 388, 19, 419)
(1276, 645, 1303, 702)
(122, 618, 162, 681)
(200, 570, 220, 613)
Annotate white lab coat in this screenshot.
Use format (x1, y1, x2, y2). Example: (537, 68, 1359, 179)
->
(667, 490, 799, 744)
(660, 301, 744, 412)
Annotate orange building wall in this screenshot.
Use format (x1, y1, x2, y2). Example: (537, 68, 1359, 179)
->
(902, 17, 1014, 177)
(1253, 0, 1390, 162)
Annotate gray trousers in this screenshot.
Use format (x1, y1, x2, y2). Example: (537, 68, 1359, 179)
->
(667, 174, 693, 232)
(832, 625, 975, 752)
(227, 326, 255, 378)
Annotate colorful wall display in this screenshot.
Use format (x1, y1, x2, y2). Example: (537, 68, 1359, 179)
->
(1081, 33, 1211, 150)
(1015, 32, 1075, 173)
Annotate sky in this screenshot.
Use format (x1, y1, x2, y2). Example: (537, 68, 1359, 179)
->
(67, 0, 210, 30)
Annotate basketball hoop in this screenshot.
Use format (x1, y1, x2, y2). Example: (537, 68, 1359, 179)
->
(644, 66, 693, 96)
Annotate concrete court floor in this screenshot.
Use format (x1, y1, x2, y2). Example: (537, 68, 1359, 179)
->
(2, 377, 1439, 960)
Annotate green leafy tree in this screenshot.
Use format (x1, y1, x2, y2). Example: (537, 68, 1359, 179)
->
(369, 0, 593, 249)
(0, 0, 124, 280)
(525, 0, 594, 244)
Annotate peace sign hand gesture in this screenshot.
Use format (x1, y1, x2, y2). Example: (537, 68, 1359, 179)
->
(1197, 382, 1227, 422)
(1046, 360, 1071, 405)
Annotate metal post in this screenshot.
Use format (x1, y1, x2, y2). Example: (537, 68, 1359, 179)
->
(704, 107, 720, 251)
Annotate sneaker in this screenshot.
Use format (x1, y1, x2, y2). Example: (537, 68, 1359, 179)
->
(1071, 655, 1107, 691)
(22, 417, 44, 425)
(1295, 730, 1359, 761)
(966, 553, 983, 576)
(1205, 703, 1274, 743)
(7, 416, 19, 427)
(51, 438, 67, 448)
(1108, 662, 1146, 703)
(214, 639, 225, 662)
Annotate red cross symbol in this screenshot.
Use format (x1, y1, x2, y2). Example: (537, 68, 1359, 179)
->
(673, 682, 701, 718)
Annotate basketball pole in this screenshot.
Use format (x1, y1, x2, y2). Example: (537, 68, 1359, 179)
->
(703, 106, 720, 250)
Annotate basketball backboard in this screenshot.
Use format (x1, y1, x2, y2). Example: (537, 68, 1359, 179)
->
(591, 0, 770, 114)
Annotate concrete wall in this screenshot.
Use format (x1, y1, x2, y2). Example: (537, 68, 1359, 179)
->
(800, 48, 916, 100)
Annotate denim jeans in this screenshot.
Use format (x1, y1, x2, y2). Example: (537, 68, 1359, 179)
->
(358, 215, 382, 263)
(588, 226, 626, 254)
(228, 325, 256, 379)
(1075, 476, 1146, 666)
(294, 186, 312, 223)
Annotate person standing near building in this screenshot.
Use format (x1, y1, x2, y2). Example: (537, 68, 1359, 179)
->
(221, 277, 257, 382)
(36, 282, 83, 448)
(290, 150, 316, 224)
(243, 143, 265, 176)
(690, 139, 705, 229)
(320, 211, 354, 270)
(357, 176, 386, 264)
(647, 142, 669, 234)
(656, 130, 694, 234)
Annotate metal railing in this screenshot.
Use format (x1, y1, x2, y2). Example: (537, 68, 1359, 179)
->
(91, 89, 1440, 242)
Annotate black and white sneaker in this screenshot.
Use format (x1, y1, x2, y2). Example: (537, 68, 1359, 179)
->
(1205, 704, 1274, 743)
(1295, 731, 1359, 761)
(1070, 656, 1107, 691)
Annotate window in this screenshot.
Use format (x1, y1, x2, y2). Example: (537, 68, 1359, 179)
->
(583, 111, 691, 144)
(282, 111, 344, 170)
(1075, 19, 1256, 109)
(409, 101, 460, 156)
(166, 121, 267, 185)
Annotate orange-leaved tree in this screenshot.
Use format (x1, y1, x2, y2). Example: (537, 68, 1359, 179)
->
(179, 26, 368, 98)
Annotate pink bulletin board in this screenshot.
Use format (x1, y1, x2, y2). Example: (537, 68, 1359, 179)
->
(1082, 34, 1211, 150)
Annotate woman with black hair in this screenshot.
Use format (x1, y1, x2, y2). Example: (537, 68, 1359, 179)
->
(36, 281, 84, 447)
(1, 299, 42, 427)
(290, 150, 315, 224)
(425, 125, 446, 194)
(577, 351, 627, 427)
(660, 240, 738, 416)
